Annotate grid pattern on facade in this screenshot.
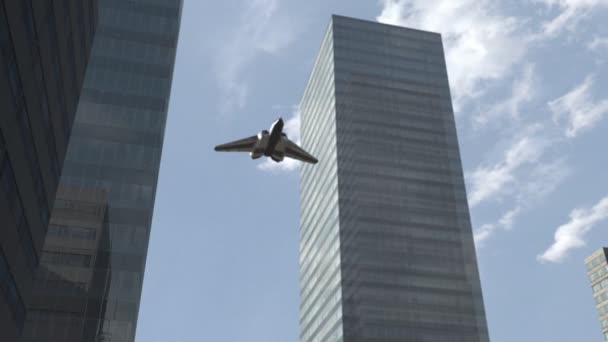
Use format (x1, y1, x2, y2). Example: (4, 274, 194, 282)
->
(299, 15, 489, 342)
(586, 248, 608, 341)
(299, 22, 345, 342)
(20, 1, 182, 341)
(1, 1, 97, 339)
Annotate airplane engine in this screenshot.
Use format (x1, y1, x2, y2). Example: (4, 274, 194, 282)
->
(258, 130, 269, 139)
(250, 150, 264, 159)
(271, 152, 284, 162)
(250, 130, 269, 159)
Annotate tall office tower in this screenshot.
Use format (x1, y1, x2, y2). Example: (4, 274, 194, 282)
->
(299, 15, 489, 341)
(1, 1, 97, 340)
(585, 248, 608, 341)
(19, 1, 182, 341)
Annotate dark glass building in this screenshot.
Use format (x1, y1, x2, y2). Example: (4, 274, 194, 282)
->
(19, 0, 182, 341)
(585, 247, 608, 341)
(25, 186, 112, 342)
(1, 1, 97, 340)
(299, 15, 489, 341)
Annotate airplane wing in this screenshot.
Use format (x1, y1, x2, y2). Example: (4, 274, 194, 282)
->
(214, 135, 258, 152)
(281, 137, 318, 164)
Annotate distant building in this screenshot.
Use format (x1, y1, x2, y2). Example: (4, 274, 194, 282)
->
(298, 15, 489, 341)
(585, 247, 608, 341)
(0, 1, 97, 339)
(19, 0, 183, 341)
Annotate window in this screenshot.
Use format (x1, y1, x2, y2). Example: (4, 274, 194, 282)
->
(47, 224, 97, 241)
(41, 251, 92, 268)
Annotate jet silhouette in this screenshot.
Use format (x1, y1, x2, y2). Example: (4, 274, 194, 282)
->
(214, 118, 318, 164)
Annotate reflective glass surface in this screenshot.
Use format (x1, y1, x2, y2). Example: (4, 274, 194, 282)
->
(299, 16, 489, 341)
(299, 22, 344, 342)
(1, 1, 96, 339)
(20, 1, 182, 341)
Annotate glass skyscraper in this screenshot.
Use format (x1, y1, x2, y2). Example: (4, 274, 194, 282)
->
(20, 1, 182, 341)
(1, 1, 97, 340)
(299, 15, 489, 341)
(585, 247, 608, 341)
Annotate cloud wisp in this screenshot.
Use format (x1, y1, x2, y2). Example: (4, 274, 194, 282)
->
(257, 107, 301, 173)
(473, 158, 571, 244)
(376, 0, 529, 110)
(215, 0, 297, 114)
(467, 126, 547, 208)
(473, 64, 537, 128)
(474, 206, 522, 245)
(588, 36, 608, 51)
(549, 74, 608, 138)
(535, 0, 608, 38)
(538, 196, 608, 263)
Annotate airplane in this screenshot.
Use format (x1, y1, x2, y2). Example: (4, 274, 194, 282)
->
(214, 118, 318, 164)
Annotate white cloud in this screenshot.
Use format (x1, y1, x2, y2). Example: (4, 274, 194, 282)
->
(522, 158, 571, 200)
(538, 196, 608, 263)
(549, 74, 608, 138)
(588, 36, 608, 50)
(473, 158, 571, 244)
(377, 0, 530, 109)
(498, 206, 522, 230)
(257, 107, 301, 173)
(474, 206, 522, 245)
(216, 0, 296, 113)
(535, 0, 608, 37)
(474, 64, 537, 127)
(474, 223, 498, 245)
(467, 126, 546, 208)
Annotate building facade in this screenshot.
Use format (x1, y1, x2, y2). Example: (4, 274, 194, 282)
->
(23, 186, 112, 342)
(1, 1, 97, 339)
(585, 247, 608, 341)
(299, 15, 489, 341)
(19, 0, 182, 341)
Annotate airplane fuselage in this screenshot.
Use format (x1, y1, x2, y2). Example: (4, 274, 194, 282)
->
(250, 118, 285, 161)
(264, 118, 284, 157)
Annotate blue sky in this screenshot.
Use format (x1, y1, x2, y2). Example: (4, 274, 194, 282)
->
(136, 0, 608, 341)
